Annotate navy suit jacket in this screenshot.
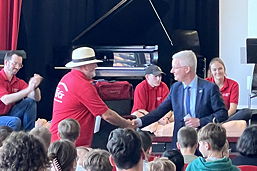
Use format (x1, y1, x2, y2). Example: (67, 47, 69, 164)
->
(140, 77, 228, 148)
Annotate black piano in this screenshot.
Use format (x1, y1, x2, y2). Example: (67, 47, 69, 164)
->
(69, 0, 173, 81)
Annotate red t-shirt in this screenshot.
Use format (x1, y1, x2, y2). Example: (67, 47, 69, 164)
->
(206, 77, 239, 110)
(50, 70, 108, 147)
(131, 80, 169, 113)
(0, 69, 27, 115)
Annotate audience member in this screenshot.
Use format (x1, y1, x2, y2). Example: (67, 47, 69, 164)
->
(30, 126, 52, 150)
(162, 149, 184, 171)
(82, 149, 112, 171)
(50, 47, 135, 147)
(137, 130, 153, 171)
(137, 130, 153, 161)
(0, 131, 49, 171)
(206, 57, 251, 122)
(58, 118, 80, 143)
(107, 128, 144, 171)
(134, 50, 228, 148)
(232, 125, 257, 166)
(0, 126, 13, 147)
(48, 139, 77, 171)
(76, 146, 90, 171)
(0, 51, 43, 131)
(176, 126, 198, 164)
(149, 157, 176, 171)
(222, 140, 230, 158)
(186, 123, 239, 171)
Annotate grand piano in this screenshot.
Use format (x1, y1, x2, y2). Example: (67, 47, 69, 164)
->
(69, 0, 173, 81)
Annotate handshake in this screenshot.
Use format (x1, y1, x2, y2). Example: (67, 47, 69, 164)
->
(122, 115, 141, 129)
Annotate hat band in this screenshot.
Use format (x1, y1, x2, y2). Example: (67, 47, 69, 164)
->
(72, 56, 96, 63)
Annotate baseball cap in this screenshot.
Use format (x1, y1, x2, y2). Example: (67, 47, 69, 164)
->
(145, 65, 165, 76)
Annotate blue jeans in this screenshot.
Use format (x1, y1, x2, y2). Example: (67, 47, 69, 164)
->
(226, 108, 252, 123)
(0, 98, 37, 131)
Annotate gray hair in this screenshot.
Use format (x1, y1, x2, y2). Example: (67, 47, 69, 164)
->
(172, 50, 197, 73)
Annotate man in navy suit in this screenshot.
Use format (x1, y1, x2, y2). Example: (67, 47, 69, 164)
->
(134, 50, 228, 148)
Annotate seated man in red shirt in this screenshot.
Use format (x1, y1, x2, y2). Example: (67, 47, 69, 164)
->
(132, 65, 173, 135)
(50, 47, 135, 147)
(0, 51, 43, 131)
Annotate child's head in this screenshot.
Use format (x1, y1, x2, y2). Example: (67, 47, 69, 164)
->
(177, 126, 198, 152)
(162, 149, 184, 171)
(137, 130, 152, 159)
(83, 149, 112, 171)
(48, 139, 77, 171)
(0, 126, 13, 147)
(198, 123, 226, 157)
(58, 118, 80, 142)
(76, 146, 90, 166)
(30, 127, 52, 149)
(149, 157, 176, 171)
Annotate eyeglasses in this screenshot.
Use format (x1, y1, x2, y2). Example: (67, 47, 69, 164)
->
(172, 65, 188, 70)
(9, 61, 23, 68)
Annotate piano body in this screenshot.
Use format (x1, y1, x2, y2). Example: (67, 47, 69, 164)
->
(71, 0, 172, 80)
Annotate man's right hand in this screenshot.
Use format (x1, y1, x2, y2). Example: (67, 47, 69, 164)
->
(127, 119, 138, 129)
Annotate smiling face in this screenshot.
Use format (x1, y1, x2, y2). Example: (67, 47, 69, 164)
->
(210, 61, 225, 81)
(170, 58, 188, 82)
(4, 54, 23, 76)
(145, 74, 162, 87)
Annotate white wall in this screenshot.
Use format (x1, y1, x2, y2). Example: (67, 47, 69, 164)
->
(220, 0, 257, 108)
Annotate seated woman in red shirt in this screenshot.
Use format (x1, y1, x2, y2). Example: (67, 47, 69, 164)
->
(206, 57, 252, 122)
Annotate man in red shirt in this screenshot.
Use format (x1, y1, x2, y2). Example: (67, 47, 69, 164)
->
(131, 65, 173, 134)
(0, 51, 43, 131)
(132, 65, 170, 113)
(50, 47, 135, 147)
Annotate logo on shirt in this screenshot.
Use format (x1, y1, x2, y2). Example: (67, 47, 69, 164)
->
(157, 97, 162, 101)
(223, 93, 230, 97)
(54, 82, 68, 103)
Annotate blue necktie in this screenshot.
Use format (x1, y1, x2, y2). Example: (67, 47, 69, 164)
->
(186, 86, 191, 115)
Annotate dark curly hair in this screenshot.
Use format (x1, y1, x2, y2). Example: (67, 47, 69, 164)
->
(107, 128, 142, 170)
(0, 131, 49, 171)
(48, 139, 77, 171)
(237, 125, 257, 157)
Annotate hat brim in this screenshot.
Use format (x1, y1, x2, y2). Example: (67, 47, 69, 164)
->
(147, 71, 166, 76)
(65, 59, 103, 68)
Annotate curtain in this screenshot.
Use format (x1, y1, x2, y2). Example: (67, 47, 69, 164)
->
(0, 0, 22, 50)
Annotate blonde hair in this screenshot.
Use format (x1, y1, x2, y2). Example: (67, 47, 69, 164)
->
(208, 57, 227, 77)
(198, 123, 227, 151)
(149, 157, 176, 171)
(58, 118, 80, 142)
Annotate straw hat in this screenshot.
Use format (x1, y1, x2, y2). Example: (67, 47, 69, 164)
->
(65, 47, 102, 68)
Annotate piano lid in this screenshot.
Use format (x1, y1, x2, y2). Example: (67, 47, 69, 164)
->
(72, 0, 171, 46)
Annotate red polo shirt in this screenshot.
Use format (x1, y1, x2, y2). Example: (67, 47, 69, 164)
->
(50, 70, 108, 147)
(206, 77, 239, 110)
(131, 80, 169, 113)
(0, 69, 27, 115)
